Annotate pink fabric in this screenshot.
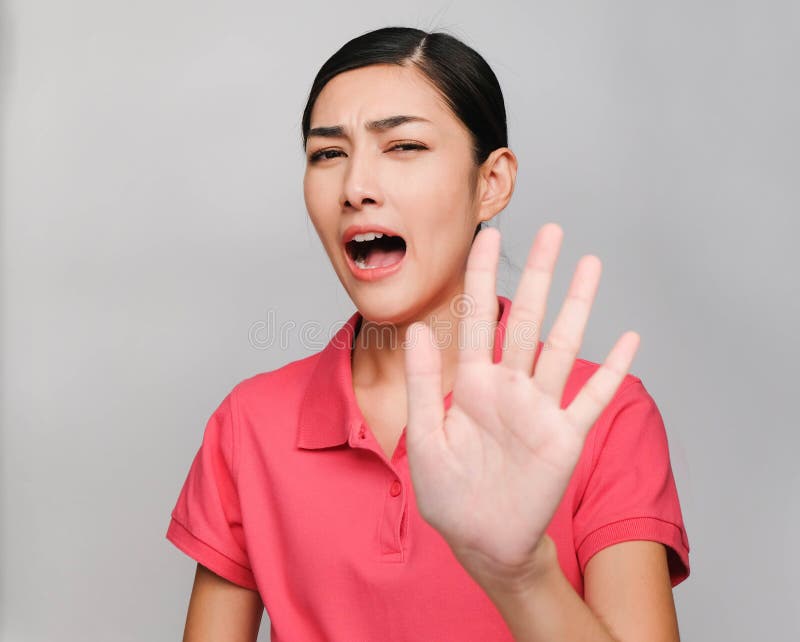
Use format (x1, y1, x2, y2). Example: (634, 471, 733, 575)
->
(166, 294, 690, 641)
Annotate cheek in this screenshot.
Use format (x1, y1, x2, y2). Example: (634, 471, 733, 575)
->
(408, 160, 475, 223)
(302, 173, 322, 215)
(418, 153, 473, 206)
(391, 158, 471, 212)
(303, 174, 336, 239)
(400, 178, 475, 274)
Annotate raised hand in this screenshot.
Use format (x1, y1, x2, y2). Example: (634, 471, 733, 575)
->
(402, 223, 640, 592)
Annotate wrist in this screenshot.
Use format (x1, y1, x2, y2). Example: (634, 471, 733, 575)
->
(453, 534, 560, 599)
(494, 534, 559, 597)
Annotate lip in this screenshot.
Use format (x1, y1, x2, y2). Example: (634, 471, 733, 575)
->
(341, 224, 407, 283)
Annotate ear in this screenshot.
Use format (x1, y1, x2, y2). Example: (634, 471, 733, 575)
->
(475, 147, 518, 224)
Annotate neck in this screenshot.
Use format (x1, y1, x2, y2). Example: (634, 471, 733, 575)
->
(351, 279, 475, 396)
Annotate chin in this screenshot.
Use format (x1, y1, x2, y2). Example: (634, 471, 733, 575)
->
(347, 283, 428, 328)
(352, 293, 412, 326)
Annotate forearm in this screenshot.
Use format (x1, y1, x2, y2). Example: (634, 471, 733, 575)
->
(479, 540, 620, 642)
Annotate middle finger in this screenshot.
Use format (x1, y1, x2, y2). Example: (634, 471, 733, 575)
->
(502, 223, 563, 374)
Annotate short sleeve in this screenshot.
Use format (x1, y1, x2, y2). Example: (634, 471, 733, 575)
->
(165, 390, 257, 590)
(573, 378, 690, 587)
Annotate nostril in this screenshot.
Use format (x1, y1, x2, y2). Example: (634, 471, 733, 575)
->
(345, 198, 376, 208)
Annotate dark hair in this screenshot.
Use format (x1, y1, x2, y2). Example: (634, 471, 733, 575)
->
(301, 27, 508, 239)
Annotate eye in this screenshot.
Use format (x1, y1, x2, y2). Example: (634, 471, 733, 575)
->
(307, 142, 428, 164)
(308, 148, 345, 163)
(388, 142, 428, 152)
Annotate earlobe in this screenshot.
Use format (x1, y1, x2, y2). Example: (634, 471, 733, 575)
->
(478, 147, 518, 223)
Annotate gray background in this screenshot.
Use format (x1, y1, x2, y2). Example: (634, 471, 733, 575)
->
(1, 1, 798, 640)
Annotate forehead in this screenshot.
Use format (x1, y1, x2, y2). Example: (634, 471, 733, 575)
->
(309, 64, 457, 129)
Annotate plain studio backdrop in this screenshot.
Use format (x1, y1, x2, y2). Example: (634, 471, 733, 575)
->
(1, 1, 798, 640)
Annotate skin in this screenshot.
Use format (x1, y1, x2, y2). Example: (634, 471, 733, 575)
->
(180, 61, 682, 641)
(181, 564, 263, 642)
(302, 63, 515, 404)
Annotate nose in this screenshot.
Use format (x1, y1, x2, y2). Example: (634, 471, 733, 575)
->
(340, 149, 382, 211)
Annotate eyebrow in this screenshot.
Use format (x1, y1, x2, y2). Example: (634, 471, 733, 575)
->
(307, 115, 431, 140)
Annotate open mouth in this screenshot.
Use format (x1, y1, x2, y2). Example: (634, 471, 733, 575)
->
(345, 232, 407, 269)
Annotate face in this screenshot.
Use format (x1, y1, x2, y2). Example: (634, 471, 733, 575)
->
(303, 63, 490, 325)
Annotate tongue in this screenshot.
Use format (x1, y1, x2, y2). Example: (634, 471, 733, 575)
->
(366, 246, 405, 268)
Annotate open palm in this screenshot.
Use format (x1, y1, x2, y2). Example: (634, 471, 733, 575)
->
(402, 223, 640, 589)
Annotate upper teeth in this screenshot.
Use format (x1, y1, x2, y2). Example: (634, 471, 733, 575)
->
(353, 232, 384, 242)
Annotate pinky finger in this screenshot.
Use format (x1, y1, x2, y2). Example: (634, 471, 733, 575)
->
(564, 331, 641, 434)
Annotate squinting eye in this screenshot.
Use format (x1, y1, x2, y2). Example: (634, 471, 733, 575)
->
(308, 149, 345, 162)
(308, 143, 428, 163)
(390, 143, 427, 152)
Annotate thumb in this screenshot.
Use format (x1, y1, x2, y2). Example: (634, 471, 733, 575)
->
(403, 322, 444, 447)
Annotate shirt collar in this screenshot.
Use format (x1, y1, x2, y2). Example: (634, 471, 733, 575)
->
(297, 294, 513, 450)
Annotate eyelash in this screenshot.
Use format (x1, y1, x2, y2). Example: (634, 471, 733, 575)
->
(308, 142, 428, 163)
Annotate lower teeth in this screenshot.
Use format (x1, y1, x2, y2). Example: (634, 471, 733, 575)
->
(355, 258, 377, 269)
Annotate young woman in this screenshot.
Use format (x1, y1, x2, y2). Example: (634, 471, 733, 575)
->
(167, 27, 690, 641)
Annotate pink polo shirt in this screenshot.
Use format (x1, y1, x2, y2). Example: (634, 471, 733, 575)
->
(166, 294, 690, 641)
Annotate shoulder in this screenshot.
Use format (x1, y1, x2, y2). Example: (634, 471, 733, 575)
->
(564, 356, 657, 477)
(565, 356, 653, 428)
(227, 350, 325, 414)
(566, 355, 676, 496)
(566, 356, 644, 405)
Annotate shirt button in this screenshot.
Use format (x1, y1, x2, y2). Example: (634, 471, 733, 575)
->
(389, 480, 402, 497)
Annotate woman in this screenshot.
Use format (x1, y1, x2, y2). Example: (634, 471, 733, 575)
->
(167, 27, 690, 641)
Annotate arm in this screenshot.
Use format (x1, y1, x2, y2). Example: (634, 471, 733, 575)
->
(182, 563, 264, 642)
(484, 537, 680, 642)
(584, 541, 680, 641)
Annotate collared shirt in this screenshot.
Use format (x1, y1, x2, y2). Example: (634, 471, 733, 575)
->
(166, 294, 690, 641)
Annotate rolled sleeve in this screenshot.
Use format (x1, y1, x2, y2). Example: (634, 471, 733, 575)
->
(573, 379, 690, 587)
(166, 390, 257, 590)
